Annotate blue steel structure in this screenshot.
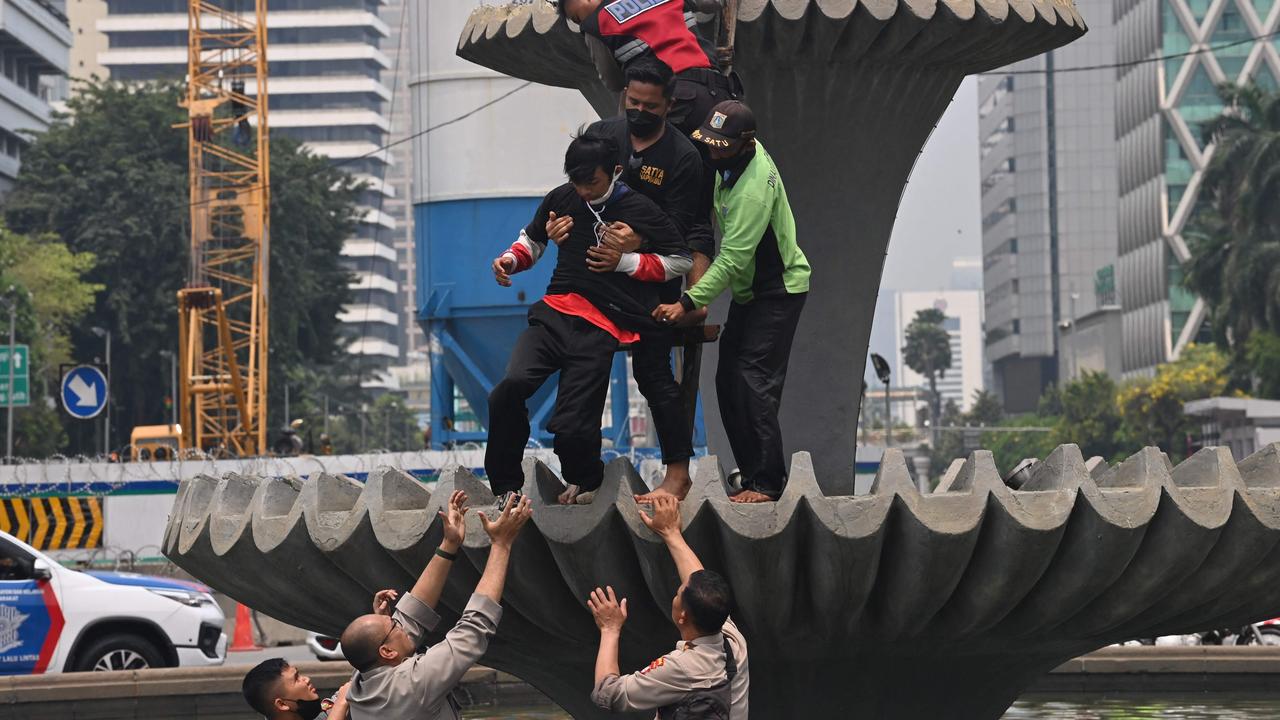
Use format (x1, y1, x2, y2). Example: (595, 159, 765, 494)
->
(417, 197, 705, 452)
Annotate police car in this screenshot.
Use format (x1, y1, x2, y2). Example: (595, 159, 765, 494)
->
(0, 530, 226, 674)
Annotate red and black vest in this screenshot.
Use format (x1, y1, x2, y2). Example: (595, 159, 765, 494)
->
(582, 0, 716, 75)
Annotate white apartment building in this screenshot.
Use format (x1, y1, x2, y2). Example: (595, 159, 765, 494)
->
(95, 0, 402, 370)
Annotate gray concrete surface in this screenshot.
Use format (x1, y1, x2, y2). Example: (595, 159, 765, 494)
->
(163, 444, 1280, 718)
(456, 0, 1087, 491)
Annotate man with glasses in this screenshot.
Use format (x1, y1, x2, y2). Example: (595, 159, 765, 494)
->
(339, 491, 533, 719)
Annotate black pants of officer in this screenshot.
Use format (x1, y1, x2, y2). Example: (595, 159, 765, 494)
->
(716, 292, 807, 499)
(485, 302, 616, 495)
(631, 335, 694, 465)
(666, 67, 742, 138)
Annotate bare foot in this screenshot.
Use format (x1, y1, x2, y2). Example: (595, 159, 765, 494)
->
(729, 489, 775, 503)
(635, 462, 692, 503)
(558, 484, 580, 505)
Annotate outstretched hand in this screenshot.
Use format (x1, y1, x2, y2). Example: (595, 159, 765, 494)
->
(479, 494, 533, 549)
(588, 586, 628, 634)
(439, 490, 469, 549)
(637, 495, 681, 539)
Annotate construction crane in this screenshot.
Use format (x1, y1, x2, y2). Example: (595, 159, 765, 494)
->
(175, 0, 270, 457)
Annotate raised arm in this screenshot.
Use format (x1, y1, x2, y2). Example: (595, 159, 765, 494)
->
(639, 495, 703, 583)
(407, 490, 468, 610)
(474, 494, 533, 604)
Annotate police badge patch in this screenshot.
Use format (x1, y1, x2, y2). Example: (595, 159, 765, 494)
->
(710, 112, 727, 129)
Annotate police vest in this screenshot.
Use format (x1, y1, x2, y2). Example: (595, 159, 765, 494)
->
(656, 637, 738, 720)
(585, 0, 715, 74)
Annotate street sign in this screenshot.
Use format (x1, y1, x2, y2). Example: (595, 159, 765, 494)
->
(60, 365, 107, 420)
(0, 345, 29, 408)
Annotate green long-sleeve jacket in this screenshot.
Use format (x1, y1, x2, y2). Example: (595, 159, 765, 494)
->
(683, 142, 810, 308)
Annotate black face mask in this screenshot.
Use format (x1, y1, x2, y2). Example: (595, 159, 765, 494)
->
(709, 152, 741, 171)
(626, 108, 664, 139)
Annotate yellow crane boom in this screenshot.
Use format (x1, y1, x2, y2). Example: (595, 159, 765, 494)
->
(177, 0, 270, 457)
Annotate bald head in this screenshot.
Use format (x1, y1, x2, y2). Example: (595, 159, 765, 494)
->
(341, 614, 390, 672)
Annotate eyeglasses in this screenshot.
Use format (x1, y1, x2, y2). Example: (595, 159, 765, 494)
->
(379, 617, 401, 649)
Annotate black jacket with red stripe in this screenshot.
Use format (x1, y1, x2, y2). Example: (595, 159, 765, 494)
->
(581, 0, 716, 75)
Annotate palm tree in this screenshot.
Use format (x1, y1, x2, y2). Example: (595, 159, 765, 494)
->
(902, 308, 952, 448)
(1183, 84, 1280, 362)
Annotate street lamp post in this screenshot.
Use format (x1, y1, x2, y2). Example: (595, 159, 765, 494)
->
(159, 350, 177, 426)
(91, 326, 111, 457)
(4, 287, 15, 463)
(870, 353, 892, 448)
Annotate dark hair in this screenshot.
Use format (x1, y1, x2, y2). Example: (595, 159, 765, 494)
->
(564, 127, 619, 185)
(624, 58, 674, 98)
(242, 658, 288, 716)
(681, 569, 733, 634)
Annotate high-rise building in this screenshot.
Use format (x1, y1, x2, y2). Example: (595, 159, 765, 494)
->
(1114, 0, 1278, 375)
(95, 0, 403, 373)
(66, 0, 106, 80)
(0, 0, 71, 197)
(894, 291, 986, 415)
(978, 0, 1119, 412)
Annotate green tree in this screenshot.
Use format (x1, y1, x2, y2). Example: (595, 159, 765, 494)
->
(1116, 344, 1230, 460)
(903, 308, 951, 448)
(1245, 330, 1280, 399)
(1055, 371, 1134, 463)
(5, 80, 360, 454)
(0, 225, 102, 457)
(1183, 84, 1280, 387)
(981, 415, 1060, 478)
(964, 390, 1004, 426)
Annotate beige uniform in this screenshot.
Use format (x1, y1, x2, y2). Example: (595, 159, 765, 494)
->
(592, 616, 750, 718)
(347, 592, 502, 720)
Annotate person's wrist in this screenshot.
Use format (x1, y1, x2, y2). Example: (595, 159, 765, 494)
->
(599, 625, 622, 637)
(438, 541, 460, 556)
(679, 293, 697, 313)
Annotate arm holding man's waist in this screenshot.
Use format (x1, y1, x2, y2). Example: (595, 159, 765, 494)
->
(683, 191, 771, 309)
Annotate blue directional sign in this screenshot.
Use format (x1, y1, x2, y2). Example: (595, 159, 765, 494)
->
(60, 365, 108, 420)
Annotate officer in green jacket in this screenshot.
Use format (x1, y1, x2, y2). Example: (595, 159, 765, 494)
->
(653, 100, 810, 503)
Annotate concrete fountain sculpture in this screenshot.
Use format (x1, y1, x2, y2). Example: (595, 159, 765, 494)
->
(161, 2, 1280, 718)
(166, 445, 1280, 718)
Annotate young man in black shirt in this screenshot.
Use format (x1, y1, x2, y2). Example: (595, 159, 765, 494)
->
(559, 59, 710, 500)
(559, 0, 740, 137)
(487, 132, 691, 504)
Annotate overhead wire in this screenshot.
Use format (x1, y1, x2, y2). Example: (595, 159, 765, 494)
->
(979, 28, 1280, 75)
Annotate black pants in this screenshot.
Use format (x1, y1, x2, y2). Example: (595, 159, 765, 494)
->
(485, 302, 617, 495)
(666, 68, 743, 137)
(631, 335, 694, 465)
(716, 293, 807, 498)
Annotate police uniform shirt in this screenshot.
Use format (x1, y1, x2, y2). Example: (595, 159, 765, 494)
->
(346, 592, 502, 720)
(591, 616, 750, 718)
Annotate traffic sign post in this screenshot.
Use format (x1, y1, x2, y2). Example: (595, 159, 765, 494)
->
(60, 365, 109, 421)
(0, 345, 29, 408)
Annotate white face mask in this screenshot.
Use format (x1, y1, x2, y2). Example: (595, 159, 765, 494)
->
(587, 168, 623, 207)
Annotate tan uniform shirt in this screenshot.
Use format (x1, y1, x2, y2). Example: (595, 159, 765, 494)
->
(592, 616, 750, 718)
(347, 592, 502, 720)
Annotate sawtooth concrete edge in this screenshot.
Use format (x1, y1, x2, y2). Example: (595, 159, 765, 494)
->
(164, 443, 1280, 719)
(450, 2, 1087, 494)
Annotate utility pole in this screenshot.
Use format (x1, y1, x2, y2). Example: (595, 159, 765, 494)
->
(870, 353, 893, 448)
(91, 327, 111, 456)
(5, 290, 14, 463)
(323, 394, 329, 435)
(159, 350, 178, 426)
(283, 383, 289, 427)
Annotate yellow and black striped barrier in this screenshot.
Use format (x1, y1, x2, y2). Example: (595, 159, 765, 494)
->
(0, 497, 103, 550)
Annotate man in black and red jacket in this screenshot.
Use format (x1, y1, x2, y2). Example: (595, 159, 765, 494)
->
(560, 0, 741, 137)
(487, 131, 692, 505)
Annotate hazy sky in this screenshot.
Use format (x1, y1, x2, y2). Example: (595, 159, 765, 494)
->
(880, 77, 982, 292)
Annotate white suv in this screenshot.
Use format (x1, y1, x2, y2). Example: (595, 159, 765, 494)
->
(0, 530, 226, 673)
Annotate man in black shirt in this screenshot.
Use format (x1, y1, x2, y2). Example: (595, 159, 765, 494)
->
(487, 132, 691, 503)
(565, 60, 709, 499)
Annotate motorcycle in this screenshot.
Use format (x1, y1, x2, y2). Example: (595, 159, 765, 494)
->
(1196, 618, 1280, 646)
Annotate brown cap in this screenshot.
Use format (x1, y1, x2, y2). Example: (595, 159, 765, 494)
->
(691, 100, 756, 151)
